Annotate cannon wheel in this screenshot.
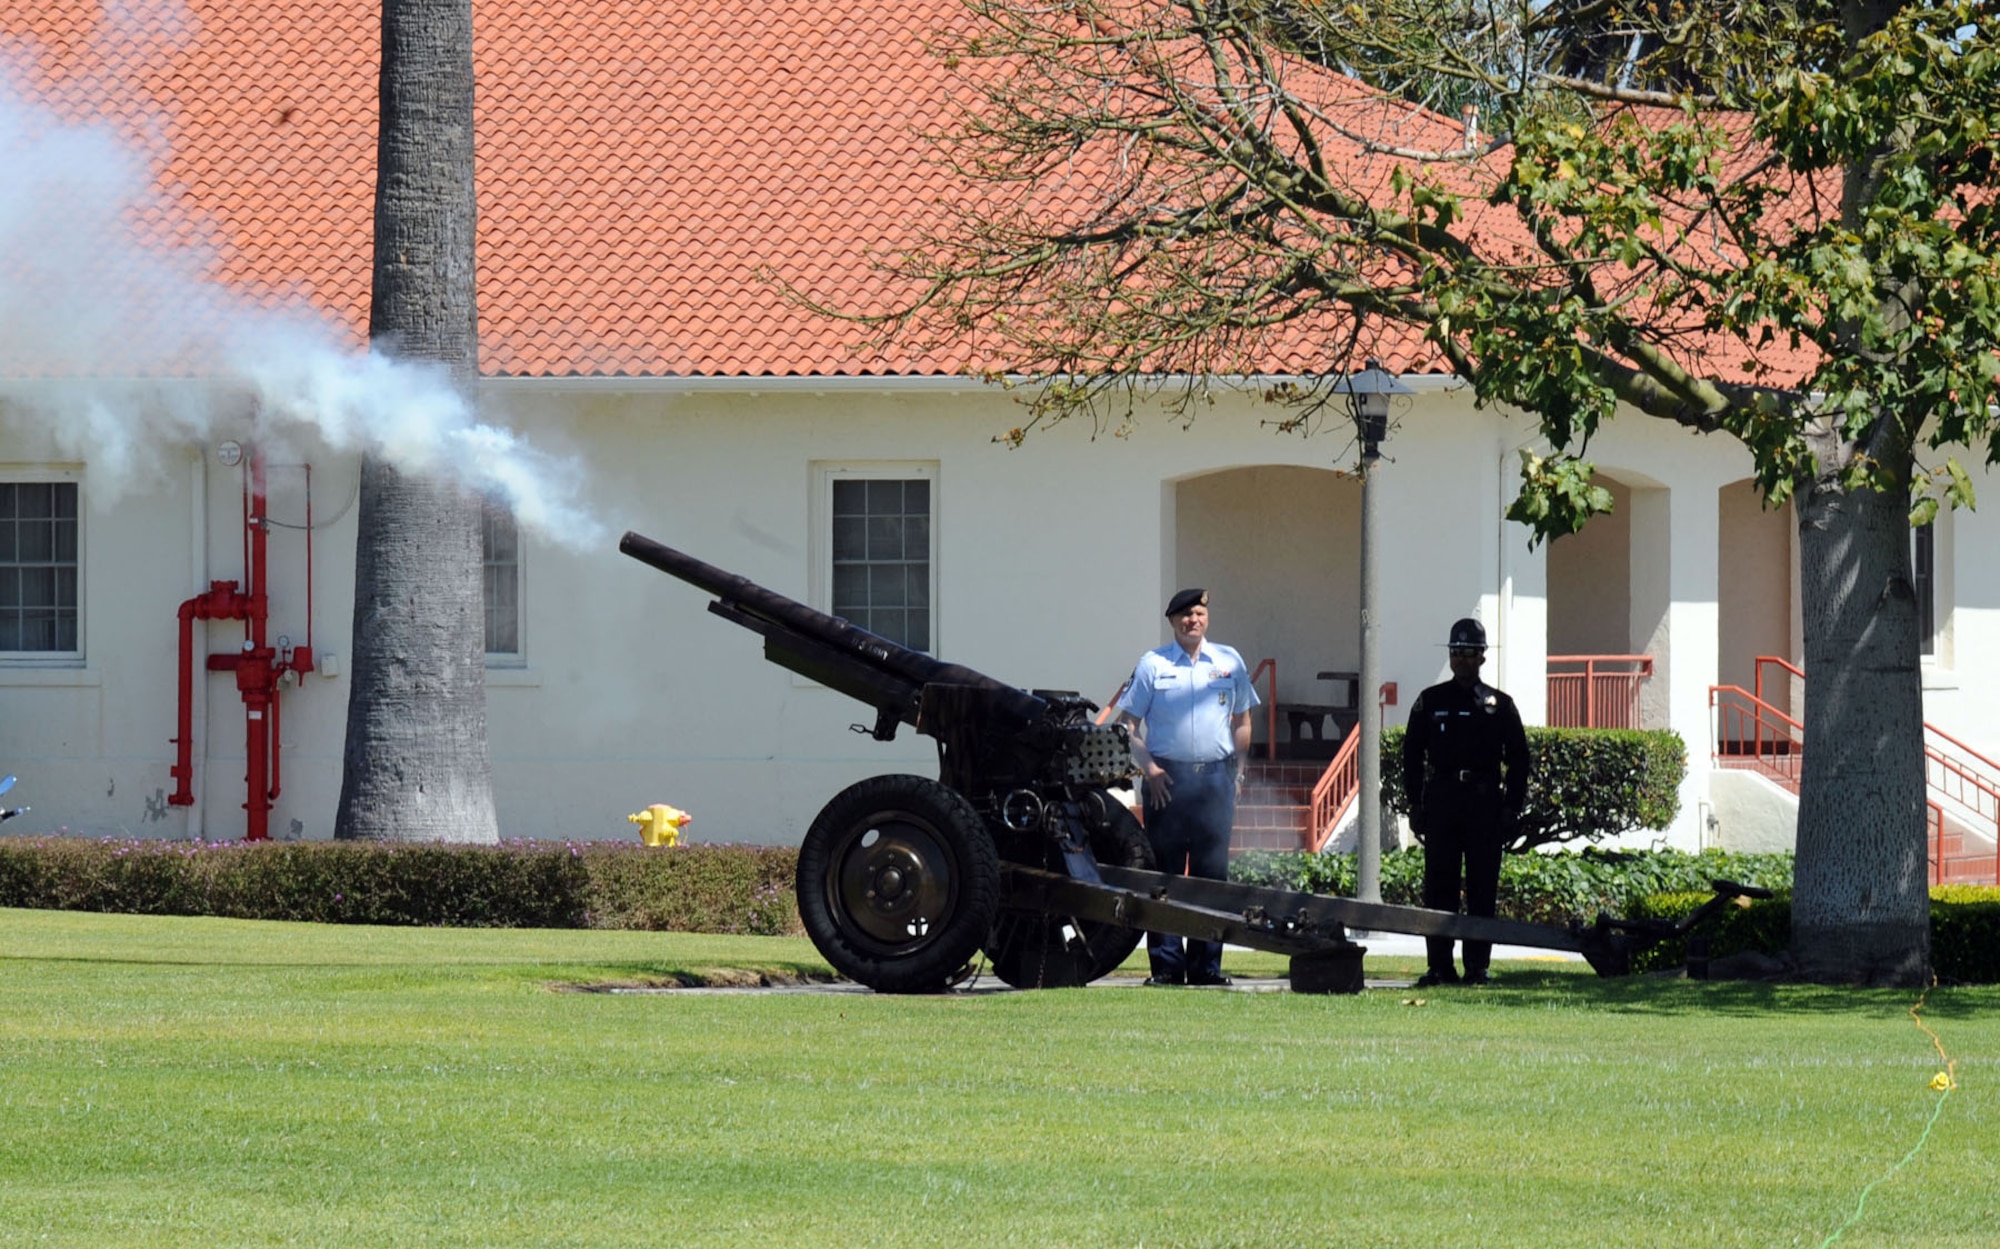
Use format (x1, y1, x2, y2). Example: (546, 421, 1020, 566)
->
(797, 774, 1000, 994)
(984, 792, 1154, 989)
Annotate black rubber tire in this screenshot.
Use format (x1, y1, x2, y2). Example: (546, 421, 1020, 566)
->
(985, 792, 1154, 989)
(796, 774, 1001, 994)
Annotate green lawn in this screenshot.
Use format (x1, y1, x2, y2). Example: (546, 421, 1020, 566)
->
(2, 908, 1993, 1248)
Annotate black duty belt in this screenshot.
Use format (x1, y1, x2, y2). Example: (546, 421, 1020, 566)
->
(1163, 756, 1236, 774)
(1446, 769, 1500, 784)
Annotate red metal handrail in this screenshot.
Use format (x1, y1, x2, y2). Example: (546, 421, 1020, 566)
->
(1754, 654, 1805, 705)
(1722, 655, 1998, 884)
(1095, 679, 1129, 726)
(1926, 720, 2000, 779)
(1304, 722, 1362, 853)
(1709, 683, 1804, 791)
(1923, 730, 2000, 885)
(1547, 654, 1654, 728)
(1250, 657, 1279, 760)
(1930, 801, 1947, 887)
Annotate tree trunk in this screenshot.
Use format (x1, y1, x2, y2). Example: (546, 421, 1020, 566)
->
(1791, 468, 1929, 985)
(335, 0, 497, 843)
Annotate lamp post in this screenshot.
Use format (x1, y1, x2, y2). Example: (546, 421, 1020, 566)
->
(1334, 358, 1412, 905)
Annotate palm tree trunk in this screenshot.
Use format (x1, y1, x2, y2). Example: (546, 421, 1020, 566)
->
(335, 0, 497, 843)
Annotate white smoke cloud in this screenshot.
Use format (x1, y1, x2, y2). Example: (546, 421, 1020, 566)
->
(0, 61, 606, 550)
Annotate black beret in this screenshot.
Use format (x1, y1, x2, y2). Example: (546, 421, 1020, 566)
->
(1165, 588, 1209, 617)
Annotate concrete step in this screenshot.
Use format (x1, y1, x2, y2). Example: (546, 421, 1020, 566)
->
(1932, 813, 1997, 886)
(1245, 761, 1328, 787)
(1233, 800, 1309, 823)
(1230, 821, 1313, 852)
(1234, 760, 1329, 850)
(1937, 861, 1996, 886)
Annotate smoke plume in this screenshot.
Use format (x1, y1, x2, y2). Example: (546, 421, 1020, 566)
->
(0, 63, 605, 550)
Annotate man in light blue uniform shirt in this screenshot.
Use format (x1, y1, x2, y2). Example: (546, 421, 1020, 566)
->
(1115, 587, 1259, 986)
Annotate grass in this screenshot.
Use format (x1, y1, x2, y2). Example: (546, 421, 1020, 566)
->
(2, 907, 1994, 1248)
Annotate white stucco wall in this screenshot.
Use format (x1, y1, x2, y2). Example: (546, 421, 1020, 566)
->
(1708, 769, 1801, 853)
(5, 378, 1997, 850)
(1546, 477, 1632, 657)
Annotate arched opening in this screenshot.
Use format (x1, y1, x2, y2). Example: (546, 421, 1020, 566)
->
(1173, 464, 1359, 758)
(1545, 470, 1670, 727)
(1717, 478, 1796, 716)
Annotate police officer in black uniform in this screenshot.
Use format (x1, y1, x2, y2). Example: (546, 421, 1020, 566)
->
(1400, 618, 1531, 987)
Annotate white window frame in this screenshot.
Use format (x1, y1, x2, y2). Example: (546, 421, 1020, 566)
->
(1914, 508, 1954, 672)
(811, 461, 939, 655)
(482, 498, 524, 666)
(0, 467, 84, 666)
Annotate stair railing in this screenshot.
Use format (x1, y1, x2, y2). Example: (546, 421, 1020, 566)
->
(1250, 657, 1279, 759)
(1923, 723, 2000, 883)
(1754, 655, 1805, 709)
(1930, 801, 1947, 887)
(1095, 679, 1130, 726)
(1305, 722, 1363, 853)
(1708, 682, 1804, 791)
(1718, 655, 1999, 884)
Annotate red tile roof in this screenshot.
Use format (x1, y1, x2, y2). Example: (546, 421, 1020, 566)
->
(3, 1, 1785, 383)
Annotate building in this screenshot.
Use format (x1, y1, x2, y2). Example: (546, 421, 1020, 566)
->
(2, 0, 1994, 873)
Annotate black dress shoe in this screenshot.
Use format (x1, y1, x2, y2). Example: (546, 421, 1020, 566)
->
(1413, 969, 1460, 988)
(1143, 973, 1185, 987)
(1462, 969, 1491, 986)
(1187, 972, 1233, 987)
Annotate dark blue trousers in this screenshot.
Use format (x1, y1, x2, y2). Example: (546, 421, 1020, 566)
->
(1145, 757, 1237, 979)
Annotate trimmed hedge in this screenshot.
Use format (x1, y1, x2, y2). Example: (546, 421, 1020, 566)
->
(1235, 849, 1995, 983)
(1625, 891, 1793, 975)
(1628, 886, 2000, 985)
(1930, 886, 2000, 984)
(1231, 846, 1794, 927)
(1381, 725, 1686, 851)
(0, 838, 803, 936)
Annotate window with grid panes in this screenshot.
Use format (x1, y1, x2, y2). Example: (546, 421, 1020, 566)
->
(482, 500, 520, 657)
(1912, 522, 1935, 657)
(0, 482, 79, 654)
(830, 477, 931, 651)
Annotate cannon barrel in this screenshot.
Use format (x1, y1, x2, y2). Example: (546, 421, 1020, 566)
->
(618, 530, 1047, 727)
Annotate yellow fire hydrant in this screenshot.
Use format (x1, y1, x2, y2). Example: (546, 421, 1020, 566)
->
(628, 803, 692, 847)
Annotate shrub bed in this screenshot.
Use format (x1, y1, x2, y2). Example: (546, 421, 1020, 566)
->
(0, 837, 803, 936)
(1618, 886, 1998, 984)
(1231, 846, 1795, 926)
(1380, 725, 1686, 851)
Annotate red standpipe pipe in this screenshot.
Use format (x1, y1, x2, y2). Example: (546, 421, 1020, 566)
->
(169, 598, 199, 807)
(244, 453, 274, 841)
(169, 581, 249, 809)
(168, 444, 300, 841)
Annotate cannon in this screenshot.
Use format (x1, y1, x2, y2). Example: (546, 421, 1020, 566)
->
(620, 531, 1767, 994)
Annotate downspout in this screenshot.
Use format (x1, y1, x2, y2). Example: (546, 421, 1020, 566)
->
(239, 450, 275, 842)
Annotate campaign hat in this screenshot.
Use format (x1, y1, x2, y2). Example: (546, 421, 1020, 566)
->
(1446, 617, 1487, 650)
